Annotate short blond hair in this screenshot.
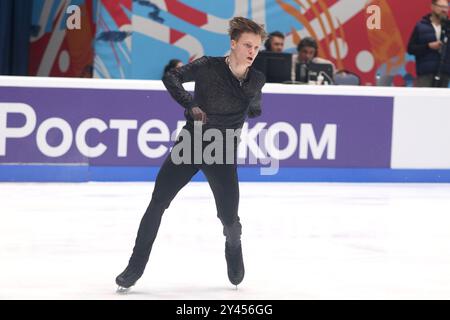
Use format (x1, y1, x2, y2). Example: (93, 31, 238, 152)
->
(228, 17, 267, 42)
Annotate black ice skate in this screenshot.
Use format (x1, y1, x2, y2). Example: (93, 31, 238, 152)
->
(225, 242, 245, 287)
(115, 264, 145, 293)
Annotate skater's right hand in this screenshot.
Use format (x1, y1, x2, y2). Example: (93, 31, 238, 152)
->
(428, 41, 442, 50)
(190, 106, 207, 124)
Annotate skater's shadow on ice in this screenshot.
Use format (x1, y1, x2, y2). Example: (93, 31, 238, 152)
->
(115, 286, 242, 298)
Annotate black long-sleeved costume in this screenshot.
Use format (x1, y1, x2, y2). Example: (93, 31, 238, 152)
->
(162, 56, 265, 129)
(126, 56, 265, 269)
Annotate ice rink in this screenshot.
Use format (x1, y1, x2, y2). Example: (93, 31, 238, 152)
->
(1, 181, 450, 300)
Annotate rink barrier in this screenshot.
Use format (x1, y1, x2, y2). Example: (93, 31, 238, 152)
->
(0, 165, 449, 183)
(1, 76, 449, 182)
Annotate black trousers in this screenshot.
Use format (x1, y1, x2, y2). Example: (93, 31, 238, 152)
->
(128, 125, 242, 268)
(416, 73, 450, 87)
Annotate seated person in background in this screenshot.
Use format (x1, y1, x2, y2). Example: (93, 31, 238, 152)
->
(291, 37, 336, 81)
(162, 59, 183, 78)
(263, 31, 285, 53)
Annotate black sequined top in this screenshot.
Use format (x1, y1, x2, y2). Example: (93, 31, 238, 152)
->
(162, 56, 265, 129)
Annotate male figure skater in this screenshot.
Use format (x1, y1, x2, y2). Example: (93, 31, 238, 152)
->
(116, 17, 267, 291)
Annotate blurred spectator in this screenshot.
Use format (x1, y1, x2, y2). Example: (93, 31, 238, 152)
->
(291, 37, 336, 81)
(80, 65, 93, 78)
(162, 59, 183, 78)
(296, 37, 336, 69)
(407, 0, 450, 87)
(263, 31, 285, 52)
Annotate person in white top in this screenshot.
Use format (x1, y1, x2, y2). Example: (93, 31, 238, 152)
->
(291, 37, 336, 83)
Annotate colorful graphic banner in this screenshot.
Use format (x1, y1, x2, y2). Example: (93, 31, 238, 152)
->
(29, 0, 97, 77)
(93, 0, 429, 85)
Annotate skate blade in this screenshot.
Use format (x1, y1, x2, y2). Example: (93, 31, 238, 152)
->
(116, 286, 131, 294)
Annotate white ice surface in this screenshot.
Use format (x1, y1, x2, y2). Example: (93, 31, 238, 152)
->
(1, 182, 450, 300)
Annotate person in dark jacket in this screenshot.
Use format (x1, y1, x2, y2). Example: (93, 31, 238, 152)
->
(407, 0, 450, 87)
(115, 17, 267, 292)
(162, 59, 183, 78)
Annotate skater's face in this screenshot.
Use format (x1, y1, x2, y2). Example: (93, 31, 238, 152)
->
(230, 32, 262, 67)
(432, 0, 449, 20)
